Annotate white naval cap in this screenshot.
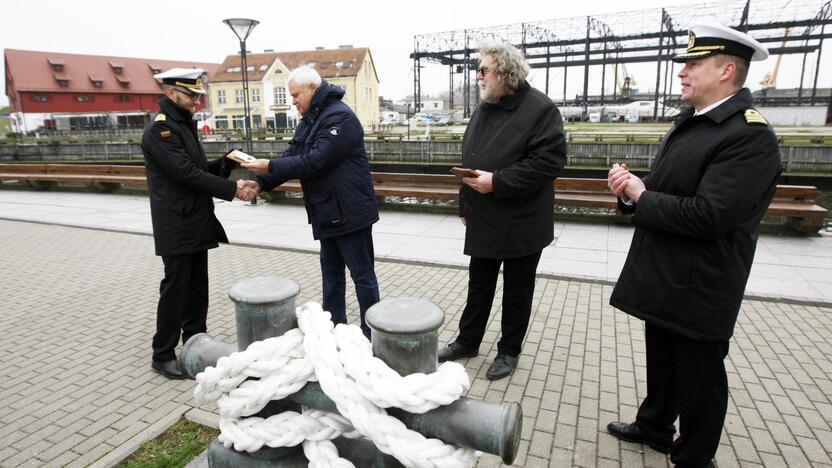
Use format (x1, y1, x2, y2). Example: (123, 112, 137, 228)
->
(153, 68, 208, 95)
(673, 23, 769, 63)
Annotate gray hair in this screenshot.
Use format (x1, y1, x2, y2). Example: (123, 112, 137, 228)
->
(478, 42, 530, 90)
(287, 66, 322, 87)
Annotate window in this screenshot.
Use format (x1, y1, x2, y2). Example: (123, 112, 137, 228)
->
(252, 88, 260, 103)
(116, 95, 132, 103)
(217, 89, 226, 104)
(259, 65, 268, 71)
(227, 66, 241, 73)
(92, 81, 103, 88)
(247, 66, 254, 72)
(32, 95, 49, 102)
(275, 87, 287, 105)
(232, 115, 245, 129)
(252, 115, 262, 128)
(77, 95, 92, 102)
(215, 116, 229, 129)
(235, 89, 244, 103)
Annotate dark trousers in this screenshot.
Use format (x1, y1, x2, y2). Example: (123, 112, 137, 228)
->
(319, 227, 380, 338)
(455, 251, 542, 357)
(636, 321, 730, 467)
(152, 250, 209, 362)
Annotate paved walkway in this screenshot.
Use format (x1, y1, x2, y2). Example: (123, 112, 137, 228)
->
(0, 191, 830, 467)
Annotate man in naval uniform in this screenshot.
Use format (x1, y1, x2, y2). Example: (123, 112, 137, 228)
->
(141, 68, 253, 379)
(605, 24, 783, 467)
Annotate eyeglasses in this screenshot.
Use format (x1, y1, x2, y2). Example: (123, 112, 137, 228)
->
(476, 66, 493, 76)
(175, 89, 201, 102)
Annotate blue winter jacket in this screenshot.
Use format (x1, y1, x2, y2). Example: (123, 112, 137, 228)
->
(256, 81, 378, 239)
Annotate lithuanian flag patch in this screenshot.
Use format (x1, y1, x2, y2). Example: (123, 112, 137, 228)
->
(160, 130, 172, 139)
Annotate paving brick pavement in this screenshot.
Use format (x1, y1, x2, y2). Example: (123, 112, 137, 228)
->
(0, 219, 830, 467)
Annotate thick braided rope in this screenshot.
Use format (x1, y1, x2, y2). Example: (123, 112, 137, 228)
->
(298, 302, 477, 468)
(193, 302, 477, 467)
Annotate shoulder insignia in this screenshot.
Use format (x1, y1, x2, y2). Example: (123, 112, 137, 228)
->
(160, 130, 172, 139)
(744, 109, 768, 125)
(154, 114, 167, 122)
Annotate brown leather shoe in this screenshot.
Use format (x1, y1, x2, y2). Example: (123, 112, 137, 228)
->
(607, 421, 672, 453)
(152, 359, 185, 380)
(437, 342, 478, 362)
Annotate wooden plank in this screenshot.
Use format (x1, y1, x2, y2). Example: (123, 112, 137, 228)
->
(0, 164, 48, 174)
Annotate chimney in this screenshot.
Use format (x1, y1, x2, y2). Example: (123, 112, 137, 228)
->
(338, 44, 353, 49)
(264, 49, 274, 53)
(315, 46, 325, 50)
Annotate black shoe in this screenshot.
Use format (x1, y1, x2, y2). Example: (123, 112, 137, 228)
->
(607, 421, 672, 453)
(437, 342, 478, 362)
(486, 354, 518, 380)
(152, 359, 185, 380)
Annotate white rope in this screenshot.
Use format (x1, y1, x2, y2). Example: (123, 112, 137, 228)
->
(194, 302, 478, 468)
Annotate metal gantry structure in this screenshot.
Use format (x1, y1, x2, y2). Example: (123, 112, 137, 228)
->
(410, 0, 832, 120)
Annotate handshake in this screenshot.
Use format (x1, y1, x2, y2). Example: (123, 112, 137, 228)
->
(234, 179, 261, 202)
(233, 157, 272, 202)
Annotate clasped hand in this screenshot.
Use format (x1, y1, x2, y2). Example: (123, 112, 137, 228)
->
(235, 179, 261, 201)
(607, 163, 645, 202)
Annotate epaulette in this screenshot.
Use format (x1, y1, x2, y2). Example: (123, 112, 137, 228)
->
(744, 108, 767, 125)
(154, 114, 167, 122)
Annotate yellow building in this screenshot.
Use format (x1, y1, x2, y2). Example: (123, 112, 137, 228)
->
(209, 47, 379, 130)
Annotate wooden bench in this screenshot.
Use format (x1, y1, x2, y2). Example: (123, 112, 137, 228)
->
(0, 163, 145, 191)
(0, 164, 827, 234)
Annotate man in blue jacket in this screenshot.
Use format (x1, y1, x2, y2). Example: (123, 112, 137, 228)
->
(242, 67, 379, 338)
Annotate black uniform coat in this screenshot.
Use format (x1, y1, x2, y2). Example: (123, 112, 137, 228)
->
(459, 81, 567, 259)
(141, 98, 237, 256)
(257, 81, 378, 240)
(609, 88, 782, 341)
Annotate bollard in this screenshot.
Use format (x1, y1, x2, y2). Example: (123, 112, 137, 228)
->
(185, 281, 522, 466)
(181, 276, 305, 465)
(180, 276, 300, 378)
(366, 298, 522, 466)
(229, 276, 300, 350)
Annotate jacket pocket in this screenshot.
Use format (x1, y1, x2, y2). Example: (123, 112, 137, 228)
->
(306, 191, 346, 228)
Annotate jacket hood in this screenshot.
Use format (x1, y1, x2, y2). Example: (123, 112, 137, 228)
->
(305, 80, 346, 122)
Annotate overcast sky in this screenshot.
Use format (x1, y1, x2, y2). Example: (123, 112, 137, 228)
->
(2, 0, 828, 108)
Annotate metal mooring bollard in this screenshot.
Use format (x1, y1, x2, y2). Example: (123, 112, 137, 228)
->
(181, 276, 300, 378)
(183, 280, 522, 467)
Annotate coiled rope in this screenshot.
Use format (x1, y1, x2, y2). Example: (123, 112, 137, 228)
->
(194, 302, 478, 468)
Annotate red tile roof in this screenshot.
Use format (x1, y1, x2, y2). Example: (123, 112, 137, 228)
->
(212, 47, 375, 83)
(4, 49, 219, 94)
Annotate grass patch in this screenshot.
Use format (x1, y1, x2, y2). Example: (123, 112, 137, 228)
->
(0, 106, 10, 135)
(117, 418, 219, 468)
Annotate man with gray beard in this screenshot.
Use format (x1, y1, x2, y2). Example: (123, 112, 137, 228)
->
(437, 43, 566, 380)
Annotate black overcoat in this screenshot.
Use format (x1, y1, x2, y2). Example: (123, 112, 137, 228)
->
(459, 81, 566, 259)
(257, 82, 378, 240)
(609, 89, 783, 340)
(141, 98, 237, 256)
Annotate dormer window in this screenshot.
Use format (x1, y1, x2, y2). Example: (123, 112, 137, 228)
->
(89, 74, 104, 88)
(148, 63, 162, 74)
(53, 72, 70, 87)
(116, 75, 131, 88)
(109, 60, 124, 74)
(47, 57, 65, 71)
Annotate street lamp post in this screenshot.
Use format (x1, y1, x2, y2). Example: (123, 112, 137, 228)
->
(223, 18, 259, 205)
(223, 18, 259, 153)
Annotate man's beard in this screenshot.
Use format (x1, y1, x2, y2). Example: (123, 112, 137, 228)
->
(479, 82, 499, 103)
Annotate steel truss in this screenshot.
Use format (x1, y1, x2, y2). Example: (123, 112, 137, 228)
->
(411, 0, 832, 119)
